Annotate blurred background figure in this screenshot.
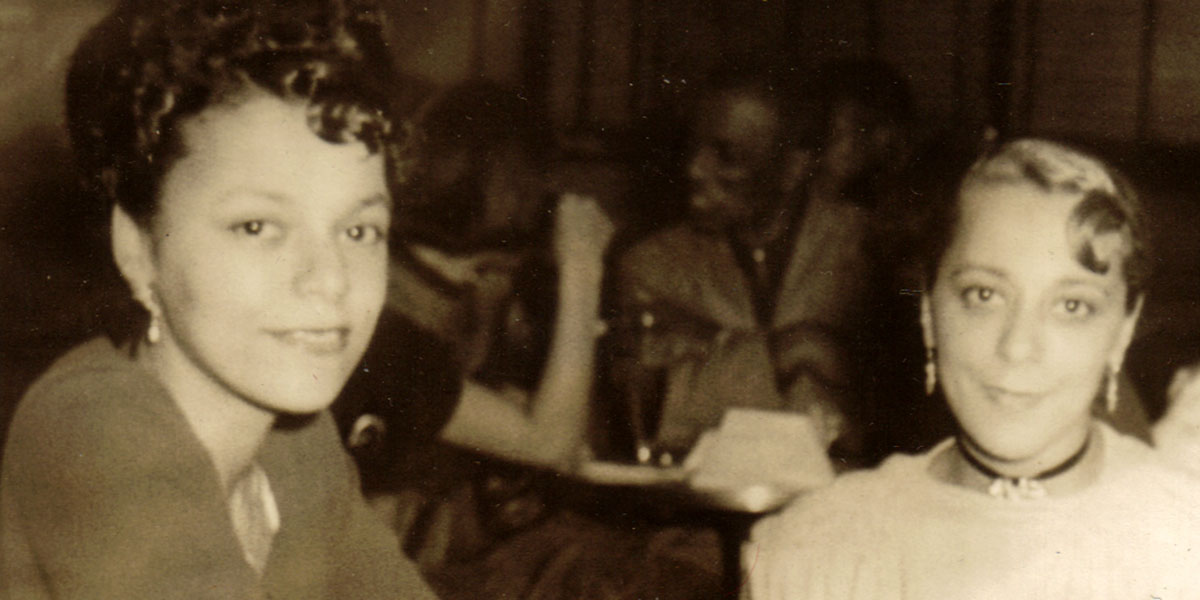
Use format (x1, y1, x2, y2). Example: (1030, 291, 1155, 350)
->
(1152, 360, 1200, 470)
(387, 81, 556, 378)
(808, 57, 917, 211)
(332, 77, 612, 510)
(802, 57, 931, 461)
(332, 80, 723, 600)
(611, 56, 875, 466)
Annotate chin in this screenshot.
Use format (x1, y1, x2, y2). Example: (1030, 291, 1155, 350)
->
(962, 417, 1065, 463)
(238, 362, 355, 416)
(262, 380, 344, 415)
(965, 432, 1041, 463)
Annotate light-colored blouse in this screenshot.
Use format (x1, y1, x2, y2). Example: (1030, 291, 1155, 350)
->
(744, 422, 1200, 600)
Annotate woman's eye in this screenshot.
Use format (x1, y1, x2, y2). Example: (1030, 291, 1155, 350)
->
(1056, 298, 1095, 319)
(346, 224, 385, 244)
(231, 220, 281, 239)
(961, 286, 997, 308)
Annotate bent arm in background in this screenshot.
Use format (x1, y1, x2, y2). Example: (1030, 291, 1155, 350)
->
(439, 195, 614, 471)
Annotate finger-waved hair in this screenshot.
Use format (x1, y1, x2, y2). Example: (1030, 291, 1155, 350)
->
(916, 137, 1150, 312)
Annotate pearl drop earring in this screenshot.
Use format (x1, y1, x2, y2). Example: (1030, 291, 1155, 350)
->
(925, 346, 937, 396)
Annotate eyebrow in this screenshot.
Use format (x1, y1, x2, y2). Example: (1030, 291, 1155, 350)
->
(357, 193, 391, 210)
(949, 265, 1117, 297)
(946, 265, 1006, 280)
(217, 190, 391, 210)
(217, 189, 289, 206)
(1054, 277, 1115, 296)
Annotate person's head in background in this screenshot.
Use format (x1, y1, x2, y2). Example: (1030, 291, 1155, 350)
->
(385, 81, 556, 368)
(389, 80, 554, 308)
(684, 57, 821, 234)
(809, 57, 915, 203)
(69, 0, 397, 415)
(917, 138, 1149, 479)
(394, 80, 553, 261)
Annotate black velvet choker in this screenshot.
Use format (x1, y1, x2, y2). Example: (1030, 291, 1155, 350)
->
(956, 435, 1091, 500)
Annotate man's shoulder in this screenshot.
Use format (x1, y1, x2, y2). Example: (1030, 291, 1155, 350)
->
(793, 193, 872, 246)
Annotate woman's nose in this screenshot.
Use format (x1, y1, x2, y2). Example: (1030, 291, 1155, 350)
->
(996, 305, 1043, 364)
(295, 236, 349, 303)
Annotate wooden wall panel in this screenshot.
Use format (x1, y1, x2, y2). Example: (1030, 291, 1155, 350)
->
(1148, 0, 1200, 144)
(876, 0, 967, 122)
(481, 0, 527, 83)
(0, 1, 109, 144)
(958, 0, 1002, 131)
(547, 0, 586, 130)
(719, 0, 790, 60)
(784, 1, 873, 65)
(642, 0, 719, 114)
(1023, 0, 1144, 140)
(387, 2, 477, 85)
(588, 0, 635, 127)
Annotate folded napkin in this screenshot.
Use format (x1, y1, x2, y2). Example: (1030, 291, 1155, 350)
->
(684, 408, 835, 494)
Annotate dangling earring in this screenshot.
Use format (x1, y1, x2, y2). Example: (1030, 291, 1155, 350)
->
(925, 346, 937, 396)
(146, 311, 162, 345)
(1106, 365, 1120, 413)
(136, 288, 162, 345)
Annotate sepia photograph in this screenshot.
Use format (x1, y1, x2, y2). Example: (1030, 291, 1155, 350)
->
(2, 0, 1200, 598)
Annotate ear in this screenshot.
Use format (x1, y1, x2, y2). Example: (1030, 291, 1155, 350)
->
(780, 148, 816, 196)
(111, 204, 158, 311)
(920, 294, 936, 352)
(1109, 294, 1144, 373)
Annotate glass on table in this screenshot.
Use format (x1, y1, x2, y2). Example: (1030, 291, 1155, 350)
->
(627, 364, 671, 466)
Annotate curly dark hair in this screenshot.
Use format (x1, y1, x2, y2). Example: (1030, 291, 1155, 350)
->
(66, 0, 400, 346)
(67, 0, 398, 227)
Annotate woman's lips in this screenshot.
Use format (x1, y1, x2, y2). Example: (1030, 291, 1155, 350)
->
(983, 384, 1044, 409)
(269, 327, 349, 354)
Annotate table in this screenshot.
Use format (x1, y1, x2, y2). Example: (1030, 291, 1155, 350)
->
(571, 460, 804, 596)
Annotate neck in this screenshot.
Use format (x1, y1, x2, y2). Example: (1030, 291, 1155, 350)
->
(732, 200, 793, 249)
(959, 434, 1089, 480)
(934, 424, 1103, 499)
(141, 338, 276, 493)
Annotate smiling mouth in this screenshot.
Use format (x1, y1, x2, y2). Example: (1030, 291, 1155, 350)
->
(270, 328, 350, 354)
(983, 385, 1044, 409)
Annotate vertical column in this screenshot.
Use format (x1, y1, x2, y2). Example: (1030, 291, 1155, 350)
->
(520, 0, 552, 124)
(865, 0, 882, 56)
(471, 0, 487, 77)
(1136, 0, 1157, 141)
(1016, 0, 1041, 134)
(952, 0, 970, 124)
(629, 0, 644, 118)
(574, 0, 596, 130)
(985, 0, 1018, 134)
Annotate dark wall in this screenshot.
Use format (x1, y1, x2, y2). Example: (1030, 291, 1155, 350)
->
(0, 0, 114, 428)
